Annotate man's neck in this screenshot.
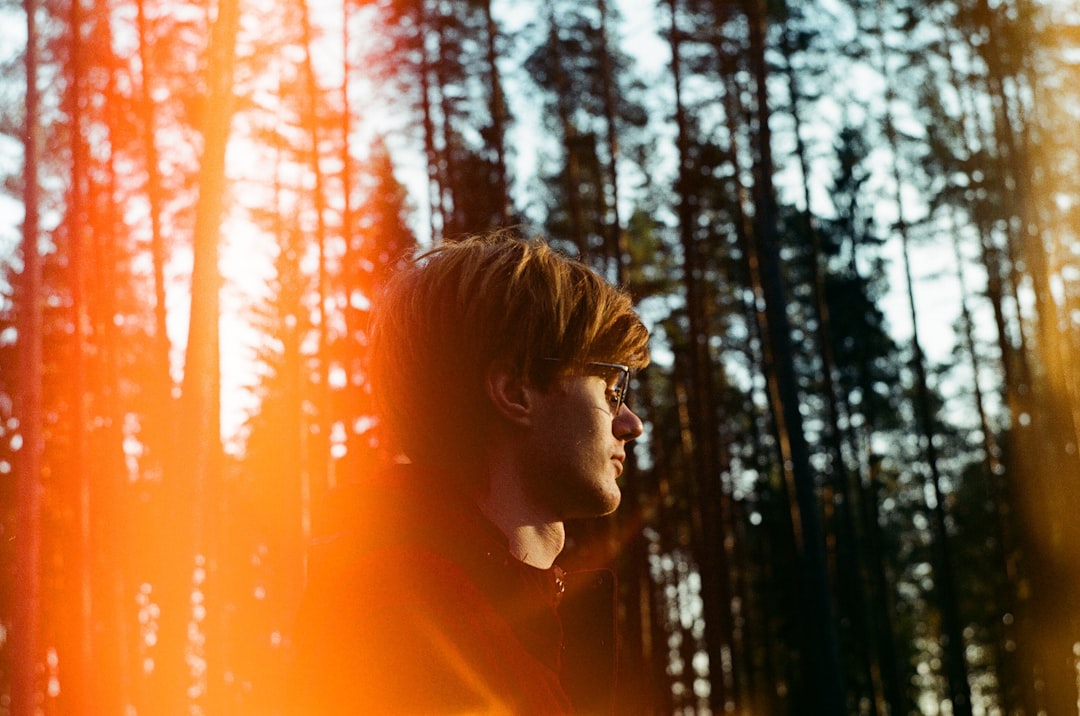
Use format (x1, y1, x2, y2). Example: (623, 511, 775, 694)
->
(505, 520, 566, 570)
(477, 484, 565, 570)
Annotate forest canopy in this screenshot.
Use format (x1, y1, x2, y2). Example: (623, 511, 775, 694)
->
(2, 0, 1079, 714)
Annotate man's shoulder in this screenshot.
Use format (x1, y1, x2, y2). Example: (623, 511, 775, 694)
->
(290, 464, 575, 714)
(299, 463, 518, 637)
(291, 526, 571, 715)
(307, 464, 506, 582)
(307, 537, 496, 617)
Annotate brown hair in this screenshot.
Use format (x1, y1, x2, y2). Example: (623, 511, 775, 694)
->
(368, 231, 649, 473)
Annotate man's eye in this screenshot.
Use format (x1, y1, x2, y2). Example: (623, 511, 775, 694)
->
(606, 388, 622, 410)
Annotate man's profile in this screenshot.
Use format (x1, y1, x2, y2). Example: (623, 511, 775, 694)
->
(290, 232, 650, 714)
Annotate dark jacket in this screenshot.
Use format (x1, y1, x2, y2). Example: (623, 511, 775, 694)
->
(289, 464, 615, 715)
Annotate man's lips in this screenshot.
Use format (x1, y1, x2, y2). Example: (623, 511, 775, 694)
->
(612, 454, 625, 476)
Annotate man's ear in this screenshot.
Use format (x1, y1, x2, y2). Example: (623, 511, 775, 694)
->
(485, 362, 534, 427)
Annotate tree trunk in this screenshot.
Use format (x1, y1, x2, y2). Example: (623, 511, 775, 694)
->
(414, 0, 443, 242)
(66, 0, 95, 708)
(432, 14, 460, 238)
(831, 150, 906, 716)
(340, 1, 355, 349)
(877, 43, 973, 714)
(546, 3, 588, 257)
(596, 0, 625, 284)
(154, 0, 239, 709)
(136, 0, 173, 430)
(13, 1, 45, 711)
(853, 8, 973, 712)
(666, 2, 737, 711)
(299, 0, 331, 497)
(779, 18, 884, 713)
(482, 0, 511, 224)
(135, 2, 179, 712)
(98, 15, 137, 706)
(894, 189, 973, 716)
(743, 0, 845, 711)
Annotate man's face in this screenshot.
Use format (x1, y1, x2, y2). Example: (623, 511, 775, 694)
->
(522, 370, 645, 519)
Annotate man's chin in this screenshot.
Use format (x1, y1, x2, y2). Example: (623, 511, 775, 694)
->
(600, 492, 626, 516)
(544, 477, 622, 520)
(590, 489, 622, 518)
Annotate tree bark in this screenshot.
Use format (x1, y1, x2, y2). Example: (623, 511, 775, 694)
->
(66, 0, 95, 709)
(482, 0, 511, 223)
(596, 0, 625, 284)
(743, 0, 845, 711)
(13, 1, 45, 711)
(779, 19, 885, 713)
(667, 2, 737, 710)
(546, 2, 588, 257)
(299, 0, 331, 497)
(154, 0, 239, 710)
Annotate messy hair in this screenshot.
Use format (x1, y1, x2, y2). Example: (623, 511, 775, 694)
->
(368, 231, 649, 473)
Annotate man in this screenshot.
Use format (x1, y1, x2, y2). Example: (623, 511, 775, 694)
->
(290, 233, 649, 714)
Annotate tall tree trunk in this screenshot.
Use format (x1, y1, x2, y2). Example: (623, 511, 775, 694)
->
(136, 0, 177, 519)
(878, 51, 973, 715)
(98, 14, 135, 708)
(958, 21, 1043, 697)
(858, 7, 973, 712)
(13, 0, 45, 711)
(743, 0, 845, 711)
(271, 123, 308, 654)
(666, 2, 737, 711)
(546, 3, 588, 257)
(778, 18, 884, 713)
(894, 187, 973, 716)
(941, 29, 1027, 703)
(432, 16, 461, 238)
(632, 372, 681, 712)
(188, 0, 238, 706)
(340, 0, 355, 350)
(612, 370, 663, 713)
(714, 36, 800, 713)
(831, 127, 908, 716)
(965, 7, 1052, 645)
(154, 0, 239, 709)
(66, 0, 95, 709)
(481, 0, 511, 223)
(982, 3, 1080, 705)
(299, 0, 331, 497)
(596, 0, 625, 284)
(969, 197, 1040, 714)
(416, 0, 444, 242)
(136, 2, 178, 713)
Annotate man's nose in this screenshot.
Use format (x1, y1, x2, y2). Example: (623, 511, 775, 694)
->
(614, 404, 644, 441)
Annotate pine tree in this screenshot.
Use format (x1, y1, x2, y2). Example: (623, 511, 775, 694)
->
(12, 1, 45, 710)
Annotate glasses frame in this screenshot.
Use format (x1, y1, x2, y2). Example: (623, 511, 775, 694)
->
(542, 358, 631, 415)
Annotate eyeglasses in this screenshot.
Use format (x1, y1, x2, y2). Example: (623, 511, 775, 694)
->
(543, 359, 632, 415)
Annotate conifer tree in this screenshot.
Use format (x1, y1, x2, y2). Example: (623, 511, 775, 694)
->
(12, 0, 44, 710)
